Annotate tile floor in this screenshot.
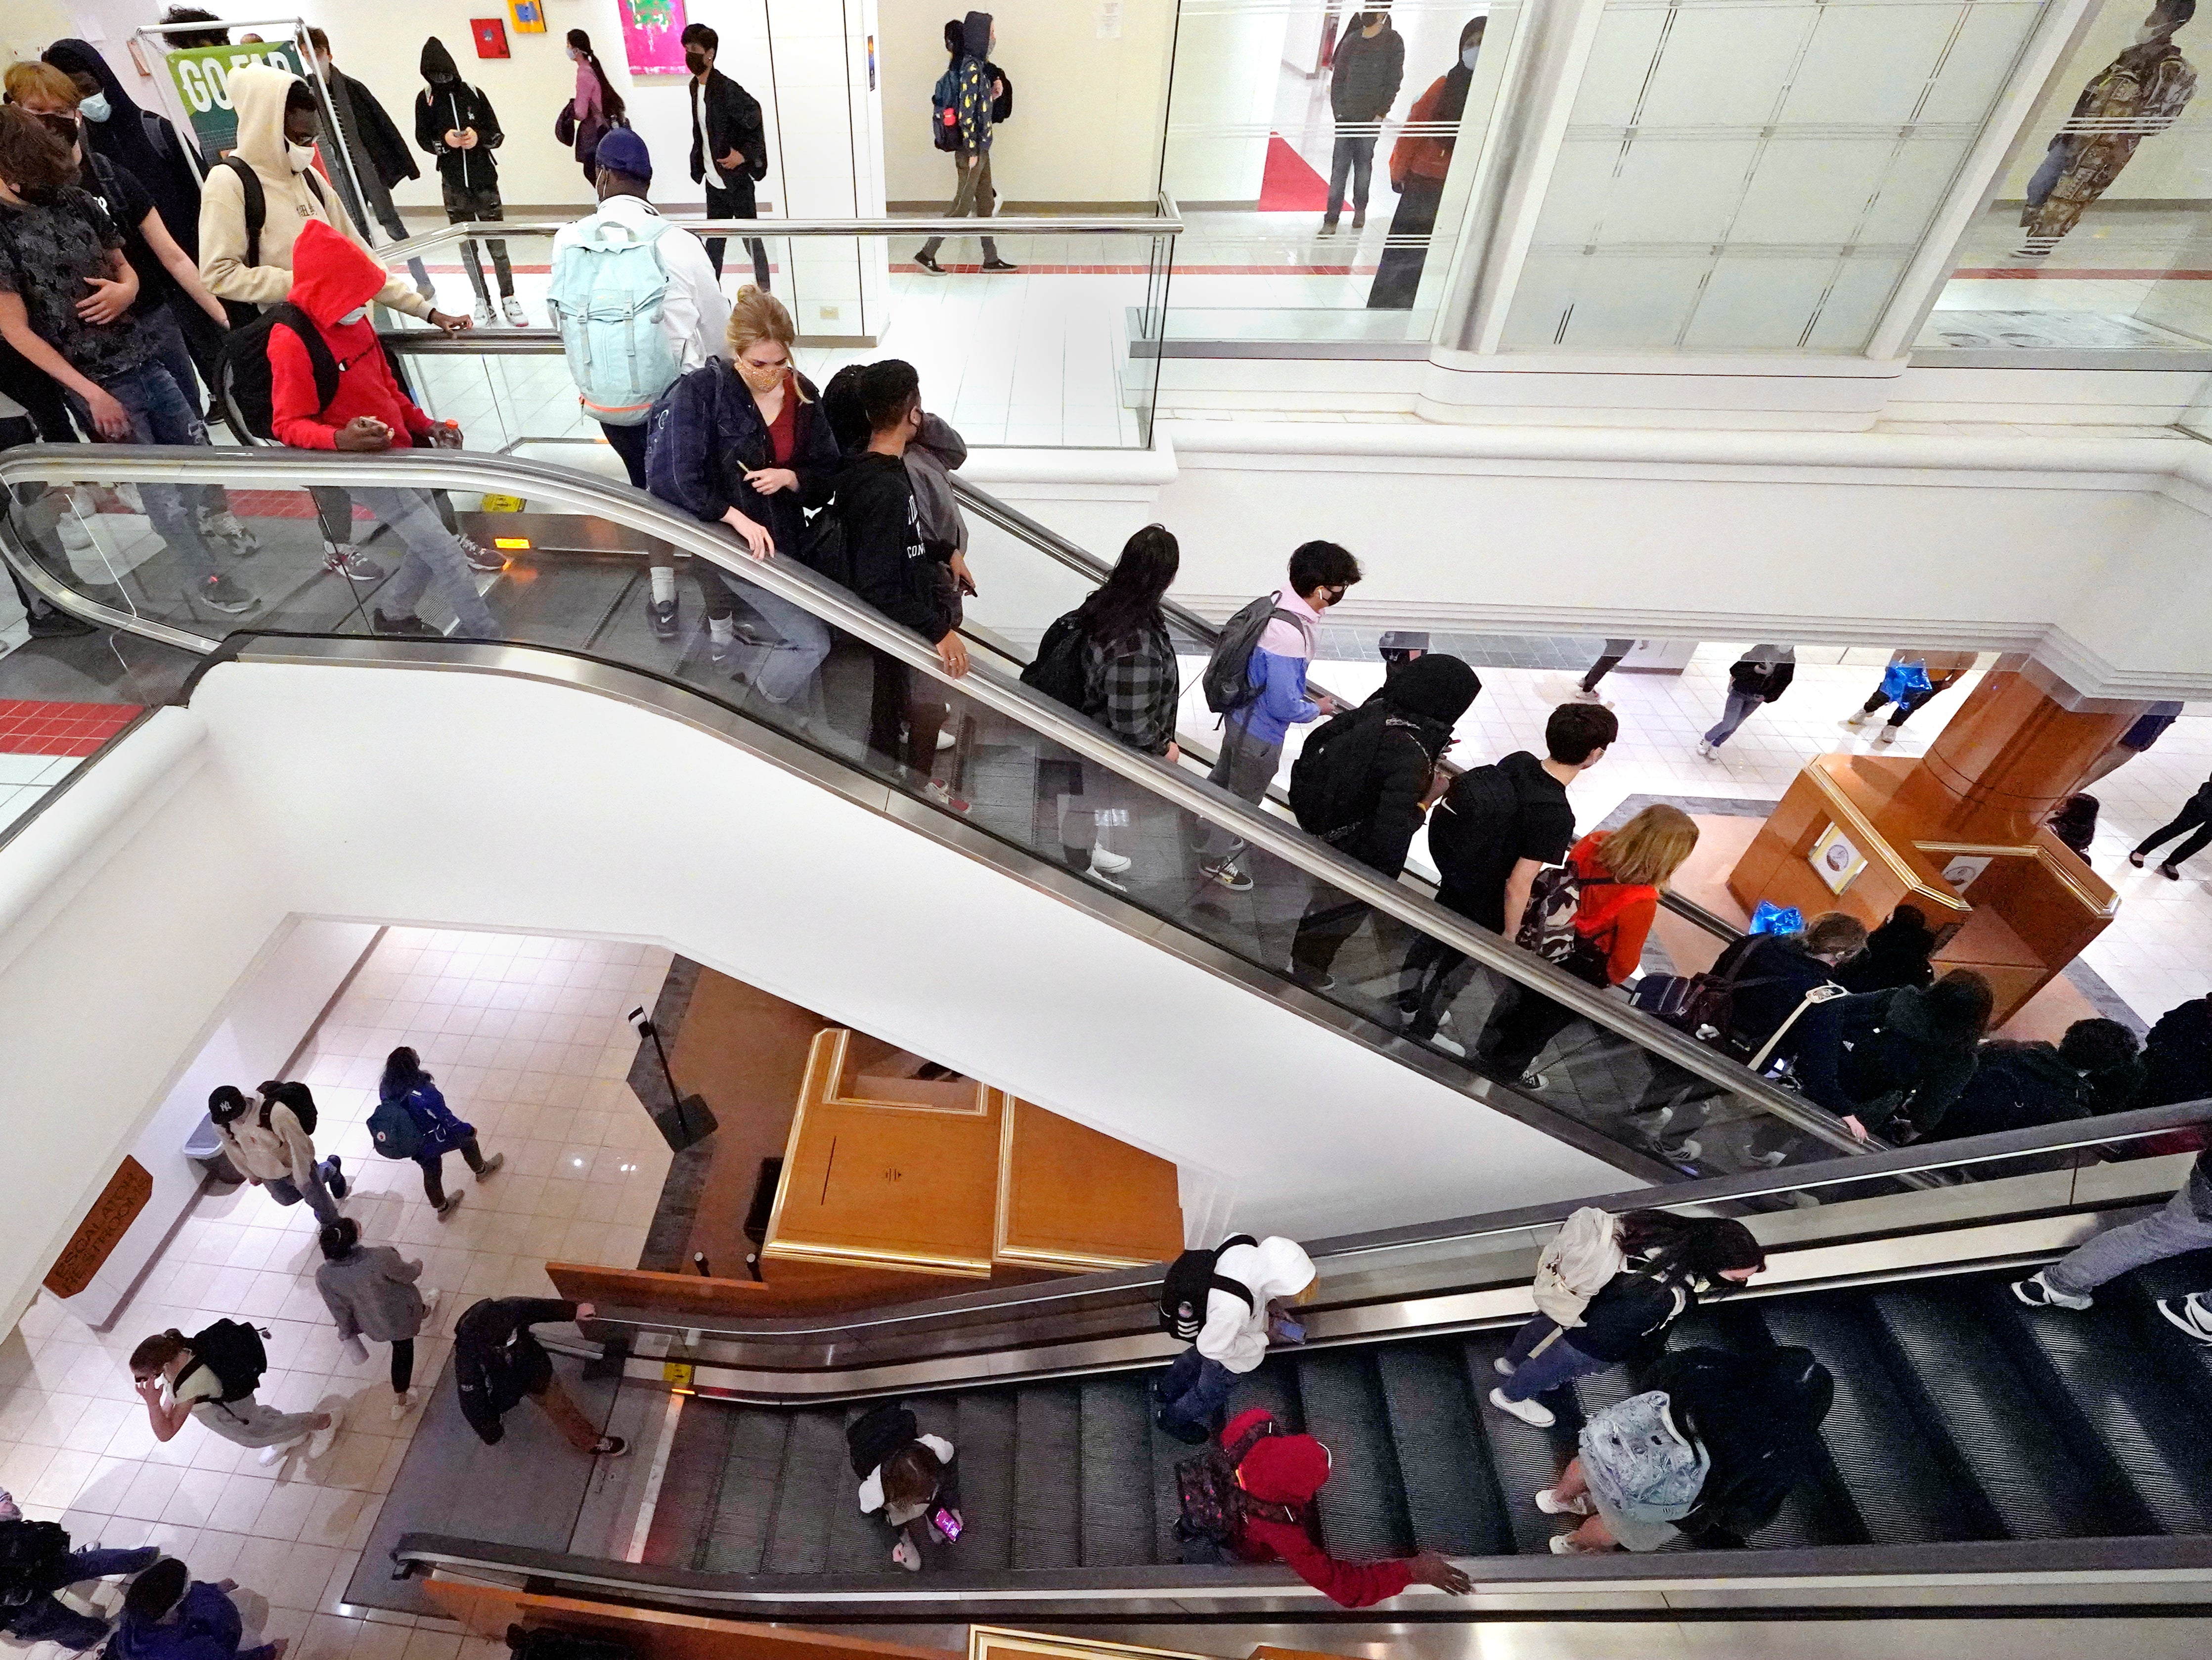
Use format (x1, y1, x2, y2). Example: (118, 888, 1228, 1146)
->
(0, 929, 674, 1660)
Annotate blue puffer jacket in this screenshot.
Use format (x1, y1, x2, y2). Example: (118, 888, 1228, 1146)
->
(113, 1580, 267, 1660)
(389, 1081, 473, 1157)
(1229, 645, 1320, 748)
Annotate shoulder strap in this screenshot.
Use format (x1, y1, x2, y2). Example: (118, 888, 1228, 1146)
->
(257, 1095, 274, 1131)
(1750, 983, 1849, 1072)
(223, 157, 265, 269)
(1207, 1274, 1257, 1312)
(302, 168, 327, 211)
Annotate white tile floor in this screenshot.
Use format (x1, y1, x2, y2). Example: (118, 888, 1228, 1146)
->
(0, 754, 83, 839)
(0, 929, 674, 1660)
(1182, 642, 2212, 1029)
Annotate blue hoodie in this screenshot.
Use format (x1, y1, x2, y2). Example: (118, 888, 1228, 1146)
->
(1225, 588, 1323, 748)
(114, 1582, 271, 1660)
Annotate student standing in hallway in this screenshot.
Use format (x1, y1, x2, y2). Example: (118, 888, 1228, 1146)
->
(415, 38, 524, 328)
(916, 13, 1018, 273)
(1369, 16, 1483, 308)
(2129, 771, 2212, 879)
(1323, 8, 1404, 235)
(683, 24, 771, 291)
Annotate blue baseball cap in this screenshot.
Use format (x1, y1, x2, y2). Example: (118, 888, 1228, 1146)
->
(596, 128, 651, 182)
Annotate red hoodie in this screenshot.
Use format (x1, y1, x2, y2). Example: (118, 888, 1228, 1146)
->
(270, 219, 432, 451)
(1221, 1408, 1414, 1609)
(1567, 832, 1661, 986)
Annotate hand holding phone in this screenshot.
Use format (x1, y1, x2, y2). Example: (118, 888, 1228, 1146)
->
(930, 1505, 963, 1541)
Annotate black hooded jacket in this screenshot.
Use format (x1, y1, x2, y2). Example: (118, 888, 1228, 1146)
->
(325, 63, 418, 195)
(1933, 1040, 2092, 1141)
(1834, 912, 1938, 994)
(1653, 1346, 1834, 1548)
(689, 69, 768, 196)
(1792, 984, 1980, 1137)
(415, 39, 505, 192)
(452, 1296, 574, 1443)
(1293, 655, 1479, 879)
(43, 40, 205, 260)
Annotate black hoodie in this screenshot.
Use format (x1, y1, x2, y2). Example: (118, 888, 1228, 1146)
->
(414, 38, 504, 192)
(1298, 655, 1479, 879)
(43, 39, 205, 260)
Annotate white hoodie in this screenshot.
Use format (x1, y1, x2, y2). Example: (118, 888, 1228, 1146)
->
(1194, 1236, 1315, 1374)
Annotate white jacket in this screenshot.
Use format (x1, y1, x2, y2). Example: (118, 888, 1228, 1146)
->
(217, 1094, 317, 1187)
(1194, 1236, 1315, 1374)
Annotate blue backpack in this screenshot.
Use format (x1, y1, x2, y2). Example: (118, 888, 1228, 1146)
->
(1582, 1391, 1708, 1515)
(547, 216, 681, 428)
(930, 67, 962, 151)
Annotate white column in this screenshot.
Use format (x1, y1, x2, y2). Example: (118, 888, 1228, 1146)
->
(762, 0, 888, 342)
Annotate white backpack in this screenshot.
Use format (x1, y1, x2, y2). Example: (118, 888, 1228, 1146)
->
(1532, 1207, 1626, 1329)
(547, 217, 680, 428)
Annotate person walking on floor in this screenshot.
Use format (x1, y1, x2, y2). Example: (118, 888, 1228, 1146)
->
(267, 220, 503, 640)
(644, 286, 837, 686)
(1844, 648, 1975, 743)
(682, 24, 771, 291)
(1154, 1234, 1316, 1443)
(1368, 16, 1483, 309)
(452, 1296, 627, 1458)
(206, 1081, 346, 1226)
(112, 1557, 284, 1660)
(549, 125, 727, 639)
(129, 1326, 342, 1468)
(556, 30, 628, 187)
(2129, 771, 2212, 880)
(1322, 8, 1404, 236)
(415, 38, 524, 328)
(1194, 540, 1360, 892)
(315, 1218, 437, 1422)
(0, 1493, 159, 1654)
(1575, 638, 1634, 702)
(1697, 644, 1794, 758)
(307, 29, 432, 301)
(1395, 702, 1616, 1052)
(916, 13, 1018, 273)
(375, 1045, 504, 1217)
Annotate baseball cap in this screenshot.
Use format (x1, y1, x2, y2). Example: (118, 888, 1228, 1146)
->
(596, 127, 651, 181)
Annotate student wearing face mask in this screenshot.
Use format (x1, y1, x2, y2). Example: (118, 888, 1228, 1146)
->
(415, 38, 524, 328)
(557, 30, 630, 185)
(680, 24, 771, 290)
(1369, 16, 1484, 309)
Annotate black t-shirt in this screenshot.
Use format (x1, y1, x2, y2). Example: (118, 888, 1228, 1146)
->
(1434, 749, 1574, 931)
(79, 153, 171, 314)
(0, 186, 152, 384)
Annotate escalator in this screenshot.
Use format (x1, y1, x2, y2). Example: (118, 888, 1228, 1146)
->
(0, 426, 1866, 1194)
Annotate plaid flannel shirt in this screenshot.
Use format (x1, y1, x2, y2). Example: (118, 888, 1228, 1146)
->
(1082, 616, 1179, 757)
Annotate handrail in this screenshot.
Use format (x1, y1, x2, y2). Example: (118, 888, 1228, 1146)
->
(0, 442, 1865, 1161)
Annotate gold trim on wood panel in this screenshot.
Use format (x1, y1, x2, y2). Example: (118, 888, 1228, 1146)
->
(760, 1029, 844, 1253)
(991, 1100, 1162, 1273)
(757, 1238, 994, 1277)
(1914, 839, 2120, 919)
(828, 1027, 991, 1117)
(1805, 763, 1968, 917)
(969, 1627, 1208, 1660)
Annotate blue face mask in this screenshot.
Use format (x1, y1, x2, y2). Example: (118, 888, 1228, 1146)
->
(80, 92, 112, 123)
(1461, 45, 1480, 69)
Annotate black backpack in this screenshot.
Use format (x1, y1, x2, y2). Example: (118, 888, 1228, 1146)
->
(188, 1320, 270, 1403)
(0, 1521, 70, 1608)
(1425, 763, 1521, 884)
(1199, 595, 1308, 717)
(1287, 704, 1389, 839)
(1159, 1234, 1259, 1341)
(1020, 607, 1089, 711)
(258, 1082, 317, 1138)
(219, 302, 340, 444)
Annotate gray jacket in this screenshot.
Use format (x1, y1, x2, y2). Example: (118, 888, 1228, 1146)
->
(317, 1245, 428, 1344)
(905, 413, 970, 557)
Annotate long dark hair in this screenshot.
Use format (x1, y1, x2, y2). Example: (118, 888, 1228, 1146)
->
(380, 1045, 430, 1103)
(567, 29, 626, 124)
(1080, 525, 1179, 648)
(1618, 1211, 1766, 1290)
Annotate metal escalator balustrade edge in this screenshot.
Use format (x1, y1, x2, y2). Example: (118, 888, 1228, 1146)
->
(0, 441, 1865, 1169)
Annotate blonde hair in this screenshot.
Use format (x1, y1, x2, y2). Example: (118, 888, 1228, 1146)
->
(4, 62, 81, 109)
(1596, 805, 1698, 889)
(727, 286, 795, 357)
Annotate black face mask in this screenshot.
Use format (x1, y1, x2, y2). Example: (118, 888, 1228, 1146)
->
(685, 49, 708, 74)
(17, 183, 61, 205)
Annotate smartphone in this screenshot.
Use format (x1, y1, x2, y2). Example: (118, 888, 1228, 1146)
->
(931, 1505, 962, 1541)
(1271, 1315, 1306, 1345)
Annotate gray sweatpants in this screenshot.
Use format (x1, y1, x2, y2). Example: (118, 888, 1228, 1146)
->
(190, 1392, 318, 1449)
(2045, 1184, 2212, 1298)
(1199, 720, 1282, 866)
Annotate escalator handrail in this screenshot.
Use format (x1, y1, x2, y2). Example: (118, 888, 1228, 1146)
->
(0, 441, 1863, 1159)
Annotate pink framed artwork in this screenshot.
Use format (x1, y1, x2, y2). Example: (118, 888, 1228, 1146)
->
(619, 0, 689, 75)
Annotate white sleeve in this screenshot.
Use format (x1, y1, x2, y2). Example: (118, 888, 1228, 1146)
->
(658, 227, 729, 371)
(1193, 1286, 1256, 1366)
(919, 1434, 954, 1464)
(857, 1467, 884, 1513)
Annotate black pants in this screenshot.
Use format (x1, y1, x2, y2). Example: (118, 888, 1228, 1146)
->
(705, 181, 771, 289)
(390, 1337, 415, 1393)
(598, 418, 650, 489)
(1368, 175, 1444, 309)
(1291, 894, 1370, 981)
(0, 336, 77, 443)
(1861, 676, 1954, 728)
(417, 1134, 491, 1208)
(2137, 804, 2212, 869)
(1477, 982, 1581, 1081)
(868, 652, 947, 775)
(1396, 888, 1488, 1038)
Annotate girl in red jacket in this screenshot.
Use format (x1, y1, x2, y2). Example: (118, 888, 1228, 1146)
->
(271, 220, 500, 639)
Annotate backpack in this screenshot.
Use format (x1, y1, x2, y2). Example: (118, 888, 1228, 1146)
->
(216, 155, 325, 329)
(1425, 763, 1521, 885)
(1531, 1207, 1626, 1329)
(1581, 1390, 1707, 1514)
(1200, 595, 1310, 717)
(0, 1520, 70, 1609)
(1515, 858, 1619, 987)
(219, 301, 339, 444)
(1286, 704, 1387, 839)
(929, 66, 962, 151)
(1020, 607, 1089, 711)
(187, 1320, 270, 1404)
(259, 1082, 316, 1138)
(547, 217, 681, 428)
(1172, 1412, 1303, 1553)
(796, 510, 852, 588)
(1159, 1234, 1259, 1341)
(1635, 943, 1798, 1051)
(367, 1093, 427, 1161)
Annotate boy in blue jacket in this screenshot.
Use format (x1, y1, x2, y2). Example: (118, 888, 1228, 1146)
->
(1197, 539, 1362, 891)
(112, 1558, 282, 1660)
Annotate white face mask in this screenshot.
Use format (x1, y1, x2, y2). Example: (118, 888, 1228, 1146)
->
(80, 93, 111, 123)
(286, 140, 315, 172)
(337, 305, 369, 325)
(1462, 44, 1481, 67)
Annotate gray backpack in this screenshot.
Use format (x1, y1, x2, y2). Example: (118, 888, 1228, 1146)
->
(1200, 595, 1311, 716)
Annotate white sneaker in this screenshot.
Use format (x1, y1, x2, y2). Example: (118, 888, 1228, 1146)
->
(1696, 740, 1716, 759)
(1088, 847, 1133, 876)
(471, 300, 494, 328)
(1874, 727, 1898, 746)
(257, 1436, 304, 1466)
(391, 1389, 420, 1422)
(1489, 1387, 1555, 1428)
(1493, 1356, 1516, 1377)
(891, 1536, 921, 1572)
(1844, 709, 1872, 727)
(307, 1403, 345, 1460)
(1549, 1531, 1604, 1555)
(2011, 1271, 2091, 1311)
(420, 1287, 441, 1316)
(936, 727, 958, 751)
(2157, 1293, 2212, 1344)
(500, 296, 531, 328)
(1535, 1486, 1593, 1516)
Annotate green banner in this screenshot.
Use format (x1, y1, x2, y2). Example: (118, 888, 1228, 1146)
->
(164, 41, 307, 157)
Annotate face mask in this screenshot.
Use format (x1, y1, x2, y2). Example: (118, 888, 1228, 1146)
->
(79, 93, 111, 123)
(286, 140, 315, 172)
(736, 358, 785, 391)
(568, 46, 582, 61)
(1461, 45, 1481, 67)
(684, 49, 708, 74)
(337, 305, 369, 325)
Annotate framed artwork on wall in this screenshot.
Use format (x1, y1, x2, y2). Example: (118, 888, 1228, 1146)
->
(619, 0, 689, 75)
(510, 0, 547, 34)
(471, 17, 511, 58)
(1808, 823, 1868, 896)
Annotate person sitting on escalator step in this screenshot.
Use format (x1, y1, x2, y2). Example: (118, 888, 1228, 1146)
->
(847, 1401, 961, 1572)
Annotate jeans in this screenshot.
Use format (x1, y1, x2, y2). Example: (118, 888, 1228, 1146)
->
(598, 417, 650, 490)
(2045, 1185, 2212, 1299)
(694, 562, 833, 705)
(265, 1155, 344, 1227)
(1327, 132, 1377, 219)
(1397, 888, 1486, 1039)
(142, 304, 204, 416)
(1703, 689, 1765, 748)
(918, 152, 1001, 265)
(354, 486, 500, 637)
(67, 361, 224, 585)
(3, 1547, 162, 1649)
(1198, 720, 1282, 866)
(1155, 1348, 1235, 1440)
(417, 1133, 492, 1209)
(189, 1390, 320, 1449)
(2136, 804, 2212, 869)
(703, 181, 771, 289)
(1497, 1315, 1611, 1401)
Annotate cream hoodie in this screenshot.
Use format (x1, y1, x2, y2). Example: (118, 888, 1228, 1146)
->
(1195, 1236, 1316, 1374)
(215, 1093, 319, 1187)
(198, 63, 432, 319)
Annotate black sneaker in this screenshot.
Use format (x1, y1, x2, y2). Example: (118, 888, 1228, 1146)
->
(913, 251, 944, 273)
(981, 258, 1019, 272)
(197, 574, 257, 614)
(456, 534, 507, 574)
(372, 608, 440, 637)
(326, 1157, 349, 1200)
(649, 598, 678, 640)
(26, 609, 95, 638)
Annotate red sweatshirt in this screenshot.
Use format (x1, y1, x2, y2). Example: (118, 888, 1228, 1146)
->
(270, 219, 432, 451)
(1568, 832, 1660, 986)
(1222, 1409, 1414, 1609)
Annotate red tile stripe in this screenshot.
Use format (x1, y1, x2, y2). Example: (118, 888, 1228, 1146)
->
(1952, 267, 2212, 279)
(0, 699, 141, 757)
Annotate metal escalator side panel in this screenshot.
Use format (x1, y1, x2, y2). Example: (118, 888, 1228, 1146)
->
(1372, 1342, 1516, 1556)
(1863, 1285, 2120, 1541)
(1013, 1383, 1084, 1570)
(694, 1409, 790, 1574)
(1458, 1333, 1582, 1554)
(1290, 1350, 1415, 1564)
(760, 1410, 851, 1573)
(1079, 1377, 1159, 1567)
(952, 1389, 1019, 1570)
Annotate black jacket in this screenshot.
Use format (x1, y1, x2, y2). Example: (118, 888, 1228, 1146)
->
(1793, 986, 1979, 1137)
(690, 69, 768, 195)
(1834, 916, 1938, 994)
(837, 451, 954, 641)
(42, 40, 205, 261)
(1300, 704, 1453, 880)
(452, 1296, 573, 1444)
(329, 66, 418, 193)
(416, 79, 505, 191)
(645, 364, 839, 556)
(2142, 996, 2212, 1109)
(1709, 934, 1836, 1061)
(1652, 1346, 1833, 1548)
(1330, 22, 1406, 122)
(845, 1401, 965, 1510)
(1569, 1269, 1692, 1364)
(1934, 1040, 2092, 1142)
(1726, 658, 1795, 700)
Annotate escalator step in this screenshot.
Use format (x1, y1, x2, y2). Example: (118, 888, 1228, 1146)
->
(1459, 1333, 1582, 1554)
(822, 1405, 894, 1574)
(1147, 1391, 1203, 1566)
(1293, 1351, 1414, 1562)
(1988, 1280, 2212, 1535)
(1012, 1383, 1084, 1570)
(953, 1389, 1019, 1570)
(1866, 1285, 2121, 1540)
(1079, 1377, 1158, 1566)
(1228, 1356, 1306, 1431)
(1373, 1342, 1513, 1555)
(760, 1409, 850, 1572)
(1759, 1296, 1986, 1545)
(639, 1394, 729, 1570)
(693, 1408, 789, 1574)
(2121, 1256, 2212, 1419)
